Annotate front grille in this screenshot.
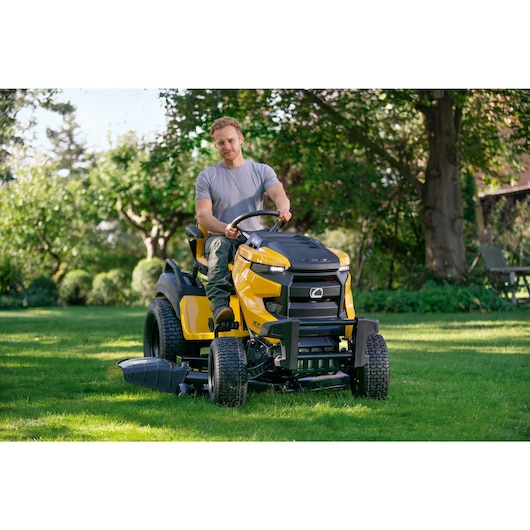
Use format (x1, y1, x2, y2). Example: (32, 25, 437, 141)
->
(265, 273, 344, 319)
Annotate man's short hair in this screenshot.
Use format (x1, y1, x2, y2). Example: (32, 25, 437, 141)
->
(210, 117, 243, 137)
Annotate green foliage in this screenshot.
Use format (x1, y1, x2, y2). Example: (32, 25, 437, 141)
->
(24, 276, 58, 307)
(0, 157, 99, 280)
(90, 272, 117, 305)
(315, 225, 426, 290)
(353, 281, 514, 314)
(485, 196, 530, 264)
(0, 295, 23, 309)
(1, 89, 62, 182)
(1, 89, 28, 181)
(0, 257, 25, 308)
(0, 255, 23, 295)
(59, 269, 92, 305)
(107, 268, 131, 301)
(44, 106, 90, 179)
(131, 258, 164, 304)
(89, 268, 130, 306)
(88, 225, 144, 276)
(89, 132, 198, 260)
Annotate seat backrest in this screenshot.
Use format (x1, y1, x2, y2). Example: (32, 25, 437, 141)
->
(195, 225, 208, 266)
(185, 224, 209, 275)
(481, 245, 508, 270)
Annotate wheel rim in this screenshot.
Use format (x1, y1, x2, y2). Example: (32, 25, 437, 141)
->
(150, 321, 160, 357)
(208, 349, 216, 399)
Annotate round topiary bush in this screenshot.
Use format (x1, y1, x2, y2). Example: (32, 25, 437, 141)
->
(90, 272, 115, 305)
(59, 269, 92, 305)
(131, 258, 164, 305)
(25, 276, 58, 307)
(106, 268, 131, 305)
(90, 268, 130, 306)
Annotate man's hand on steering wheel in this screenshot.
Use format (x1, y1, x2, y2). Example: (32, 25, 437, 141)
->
(224, 223, 240, 240)
(277, 207, 292, 223)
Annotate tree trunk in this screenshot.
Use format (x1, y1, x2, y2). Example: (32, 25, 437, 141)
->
(119, 206, 170, 261)
(142, 225, 168, 261)
(420, 91, 467, 279)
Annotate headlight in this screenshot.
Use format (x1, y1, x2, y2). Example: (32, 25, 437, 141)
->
(338, 265, 350, 272)
(250, 263, 288, 275)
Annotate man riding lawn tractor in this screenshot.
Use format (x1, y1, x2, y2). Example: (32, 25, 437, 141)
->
(117, 117, 389, 407)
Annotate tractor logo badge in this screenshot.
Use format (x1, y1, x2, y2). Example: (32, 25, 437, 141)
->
(310, 287, 324, 299)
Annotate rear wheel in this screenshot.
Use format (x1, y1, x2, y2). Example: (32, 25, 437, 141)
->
(208, 337, 248, 407)
(351, 333, 390, 399)
(143, 298, 193, 361)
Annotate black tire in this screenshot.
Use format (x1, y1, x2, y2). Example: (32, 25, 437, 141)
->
(351, 333, 390, 399)
(208, 337, 248, 407)
(143, 298, 193, 361)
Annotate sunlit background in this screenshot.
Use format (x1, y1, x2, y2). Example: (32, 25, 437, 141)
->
(20, 89, 167, 152)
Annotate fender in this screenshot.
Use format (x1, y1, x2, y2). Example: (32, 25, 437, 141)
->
(155, 259, 206, 318)
(354, 317, 379, 367)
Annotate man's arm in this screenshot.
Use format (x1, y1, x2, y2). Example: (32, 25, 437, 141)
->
(196, 198, 239, 239)
(266, 183, 292, 222)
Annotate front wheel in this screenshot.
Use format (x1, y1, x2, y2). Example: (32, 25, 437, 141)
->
(351, 333, 390, 399)
(208, 337, 248, 407)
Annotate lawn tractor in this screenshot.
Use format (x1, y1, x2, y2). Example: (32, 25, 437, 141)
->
(118, 210, 390, 407)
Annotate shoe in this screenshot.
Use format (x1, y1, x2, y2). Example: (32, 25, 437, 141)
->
(213, 306, 234, 325)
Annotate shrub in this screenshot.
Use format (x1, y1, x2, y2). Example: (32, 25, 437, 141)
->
(59, 269, 92, 306)
(106, 268, 131, 304)
(90, 268, 130, 305)
(0, 256, 23, 296)
(90, 272, 114, 305)
(353, 281, 514, 314)
(131, 258, 164, 304)
(0, 258, 26, 308)
(0, 295, 23, 309)
(24, 276, 58, 307)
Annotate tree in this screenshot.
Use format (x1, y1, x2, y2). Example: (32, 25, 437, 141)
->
(0, 155, 96, 280)
(44, 100, 91, 179)
(90, 131, 199, 260)
(0, 96, 123, 282)
(0, 89, 29, 182)
(0, 89, 60, 182)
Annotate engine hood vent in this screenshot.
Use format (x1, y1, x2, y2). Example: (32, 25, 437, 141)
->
(247, 232, 340, 271)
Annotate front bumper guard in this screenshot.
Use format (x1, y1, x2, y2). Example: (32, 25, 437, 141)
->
(259, 316, 379, 371)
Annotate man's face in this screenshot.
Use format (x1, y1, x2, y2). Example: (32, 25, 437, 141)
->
(212, 125, 243, 162)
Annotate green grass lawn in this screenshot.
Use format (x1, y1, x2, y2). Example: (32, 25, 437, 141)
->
(1, 306, 528, 441)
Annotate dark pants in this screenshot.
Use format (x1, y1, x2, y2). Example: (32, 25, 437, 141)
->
(204, 235, 245, 313)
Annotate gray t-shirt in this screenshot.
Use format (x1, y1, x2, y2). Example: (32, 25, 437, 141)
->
(196, 160, 281, 233)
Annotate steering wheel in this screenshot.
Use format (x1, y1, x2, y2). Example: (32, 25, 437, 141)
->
(230, 210, 286, 238)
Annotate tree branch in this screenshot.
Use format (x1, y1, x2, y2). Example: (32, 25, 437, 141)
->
(117, 202, 148, 237)
(301, 90, 424, 196)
